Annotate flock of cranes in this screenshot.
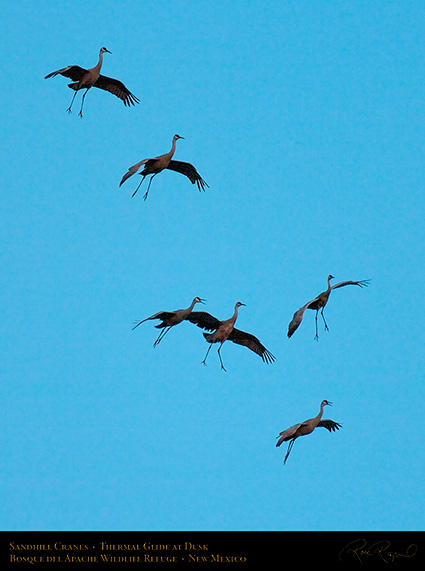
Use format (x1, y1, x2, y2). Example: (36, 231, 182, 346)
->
(45, 47, 370, 465)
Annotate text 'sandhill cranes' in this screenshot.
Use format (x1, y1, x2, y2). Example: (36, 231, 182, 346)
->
(288, 275, 370, 340)
(276, 400, 342, 464)
(120, 134, 208, 200)
(186, 302, 275, 371)
(45, 47, 139, 117)
(133, 297, 205, 347)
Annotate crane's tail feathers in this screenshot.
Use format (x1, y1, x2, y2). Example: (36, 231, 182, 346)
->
(67, 82, 79, 91)
(203, 332, 214, 342)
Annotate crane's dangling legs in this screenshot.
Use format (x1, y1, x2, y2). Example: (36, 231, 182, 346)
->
(67, 90, 78, 114)
(284, 439, 296, 464)
(143, 174, 157, 201)
(321, 308, 329, 332)
(78, 88, 90, 118)
(132, 175, 146, 198)
(217, 344, 227, 372)
(201, 343, 213, 366)
(314, 311, 320, 340)
(153, 326, 171, 348)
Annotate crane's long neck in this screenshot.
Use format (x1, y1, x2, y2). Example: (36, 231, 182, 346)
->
(166, 137, 178, 160)
(326, 276, 333, 293)
(95, 51, 104, 72)
(230, 304, 240, 325)
(187, 298, 198, 312)
(313, 402, 326, 426)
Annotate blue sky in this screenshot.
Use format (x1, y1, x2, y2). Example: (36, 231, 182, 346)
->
(1, 0, 424, 531)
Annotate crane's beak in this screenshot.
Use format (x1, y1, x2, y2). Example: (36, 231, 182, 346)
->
(327, 401, 333, 406)
(104, 48, 112, 54)
(239, 303, 246, 306)
(199, 298, 206, 304)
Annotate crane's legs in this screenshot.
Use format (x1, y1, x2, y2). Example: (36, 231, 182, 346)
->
(78, 88, 90, 118)
(284, 439, 296, 464)
(315, 309, 329, 340)
(217, 345, 227, 372)
(132, 176, 146, 198)
(321, 308, 329, 332)
(201, 344, 213, 366)
(153, 327, 171, 348)
(67, 90, 78, 114)
(143, 174, 157, 201)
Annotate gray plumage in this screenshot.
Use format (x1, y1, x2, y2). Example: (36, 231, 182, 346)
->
(287, 275, 370, 340)
(133, 297, 205, 347)
(45, 47, 139, 117)
(120, 135, 208, 200)
(186, 302, 275, 371)
(276, 400, 342, 464)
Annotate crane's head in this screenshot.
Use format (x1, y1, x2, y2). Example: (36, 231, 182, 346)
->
(328, 274, 335, 281)
(174, 134, 185, 141)
(100, 47, 112, 54)
(194, 297, 206, 304)
(235, 302, 246, 308)
(321, 400, 332, 407)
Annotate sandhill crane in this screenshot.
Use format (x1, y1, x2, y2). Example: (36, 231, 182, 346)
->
(45, 47, 139, 117)
(119, 134, 208, 200)
(287, 275, 370, 340)
(186, 302, 275, 371)
(133, 297, 205, 347)
(276, 400, 342, 464)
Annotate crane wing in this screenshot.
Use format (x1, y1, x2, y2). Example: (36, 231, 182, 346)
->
(119, 159, 150, 186)
(185, 311, 221, 331)
(276, 423, 305, 447)
(166, 160, 209, 191)
(132, 311, 175, 330)
(331, 279, 370, 290)
(317, 419, 342, 432)
(228, 328, 275, 363)
(93, 74, 140, 106)
(287, 300, 316, 338)
(45, 65, 88, 81)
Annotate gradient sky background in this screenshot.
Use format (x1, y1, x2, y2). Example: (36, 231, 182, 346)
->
(1, 0, 425, 531)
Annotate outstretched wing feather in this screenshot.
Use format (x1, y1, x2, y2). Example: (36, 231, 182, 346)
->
(120, 158, 149, 186)
(185, 311, 221, 331)
(132, 311, 175, 330)
(287, 300, 316, 338)
(317, 419, 342, 432)
(166, 160, 209, 191)
(45, 65, 87, 81)
(276, 423, 304, 446)
(228, 328, 275, 363)
(94, 74, 140, 106)
(331, 279, 370, 290)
